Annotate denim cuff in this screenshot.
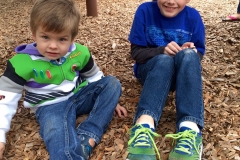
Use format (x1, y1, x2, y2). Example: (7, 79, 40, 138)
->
(177, 116, 204, 132)
(133, 110, 159, 128)
(77, 129, 100, 144)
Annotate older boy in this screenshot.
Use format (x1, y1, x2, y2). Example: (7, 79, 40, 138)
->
(127, 0, 205, 160)
(0, 0, 127, 159)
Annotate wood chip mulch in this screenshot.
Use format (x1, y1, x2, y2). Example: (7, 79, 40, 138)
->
(0, 0, 239, 159)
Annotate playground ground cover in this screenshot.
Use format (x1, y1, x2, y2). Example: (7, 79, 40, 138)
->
(0, 0, 239, 159)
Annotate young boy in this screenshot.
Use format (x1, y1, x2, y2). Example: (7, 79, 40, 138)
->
(126, 0, 205, 160)
(0, 0, 127, 159)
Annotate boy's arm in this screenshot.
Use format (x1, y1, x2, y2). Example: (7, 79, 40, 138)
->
(0, 60, 25, 144)
(190, 10, 205, 56)
(129, 4, 166, 63)
(0, 77, 23, 143)
(80, 54, 104, 83)
(131, 44, 165, 64)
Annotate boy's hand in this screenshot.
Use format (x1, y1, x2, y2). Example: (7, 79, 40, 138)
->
(164, 41, 182, 56)
(181, 42, 197, 52)
(114, 104, 127, 118)
(0, 142, 5, 160)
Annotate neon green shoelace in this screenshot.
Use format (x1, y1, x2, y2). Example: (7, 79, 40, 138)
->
(128, 124, 161, 159)
(165, 130, 199, 154)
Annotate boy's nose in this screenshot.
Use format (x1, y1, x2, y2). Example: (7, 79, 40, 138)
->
(167, 0, 175, 4)
(49, 41, 57, 49)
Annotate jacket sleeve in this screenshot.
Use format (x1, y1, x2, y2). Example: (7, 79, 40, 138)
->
(0, 76, 23, 143)
(131, 44, 165, 64)
(80, 52, 104, 83)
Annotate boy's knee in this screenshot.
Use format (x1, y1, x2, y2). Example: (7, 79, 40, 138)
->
(105, 76, 121, 89)
(177, 48, 198, 58)
(42, 116, 63, 138)
(176, 49, 200, 62)
(152, 54, 174, 68)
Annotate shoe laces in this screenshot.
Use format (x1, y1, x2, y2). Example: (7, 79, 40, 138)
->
(165, 130, 199, 155)
(128, 124, 161, 159)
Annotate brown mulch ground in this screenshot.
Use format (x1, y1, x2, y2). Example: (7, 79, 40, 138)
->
(0, 0, 240, 159)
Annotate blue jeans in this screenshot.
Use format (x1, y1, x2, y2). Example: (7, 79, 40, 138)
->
(35, 76, 121, 160)
(133, 49, 204, 130)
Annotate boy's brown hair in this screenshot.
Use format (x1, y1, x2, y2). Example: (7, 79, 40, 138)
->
(30, 0, 80, 40)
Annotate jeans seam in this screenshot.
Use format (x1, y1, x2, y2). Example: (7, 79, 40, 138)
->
(64, 150, 73, 160)
(88, 98, 99, 119)
(155, 69, 174, 124)
(63, 102, 75, 160)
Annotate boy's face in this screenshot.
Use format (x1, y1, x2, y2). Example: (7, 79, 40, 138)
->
(32, 26, 74, 60)
(157, 0, 190, 18)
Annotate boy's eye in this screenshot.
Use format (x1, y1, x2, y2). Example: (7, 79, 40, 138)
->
(60, 38, 67, 41)
(42, 36, 49, 39)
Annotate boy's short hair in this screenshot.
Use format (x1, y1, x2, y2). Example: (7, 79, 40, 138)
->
(30, 0, 80, 39)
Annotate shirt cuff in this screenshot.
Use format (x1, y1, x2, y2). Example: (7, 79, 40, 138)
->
(86, 71, 104, 83)
(0, 130, 6, 143)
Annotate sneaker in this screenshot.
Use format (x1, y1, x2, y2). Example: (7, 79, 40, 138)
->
(165, 127, 203, 160)
(126, 124, 161, 160)
(79, 134, 96, 160)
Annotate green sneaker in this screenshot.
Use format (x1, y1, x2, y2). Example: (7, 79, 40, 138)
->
(165, 127, 203, 160)
(126, 124, 161, 160)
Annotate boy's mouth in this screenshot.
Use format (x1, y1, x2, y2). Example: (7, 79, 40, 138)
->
(164, 5, 177, 12)
(47, 52, 59, 56)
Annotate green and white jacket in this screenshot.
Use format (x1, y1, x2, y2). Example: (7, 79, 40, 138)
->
(0, 42, 103, 143)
